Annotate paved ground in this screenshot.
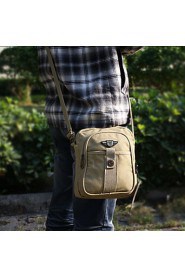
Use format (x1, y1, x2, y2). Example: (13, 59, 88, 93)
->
(1, 192, 185, 231)
(0, 193, 50, 231)
(0, 213, 46, 231)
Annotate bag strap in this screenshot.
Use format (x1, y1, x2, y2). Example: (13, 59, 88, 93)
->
(128, 96, 135, 137)
(117, 47, 135, 137)
(45, 47, 75, 143)
(117, 47, 142, 209)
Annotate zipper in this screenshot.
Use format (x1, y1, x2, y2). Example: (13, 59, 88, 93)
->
(80, 133, 96, 169)
(80, 130, 133, 170)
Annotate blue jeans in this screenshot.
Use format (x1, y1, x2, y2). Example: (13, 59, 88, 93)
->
(46, 127, 117, 231)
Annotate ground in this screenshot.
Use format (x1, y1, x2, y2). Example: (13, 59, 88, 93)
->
(114, 201, 185, 231)
(1, 192, 185, 231)
(0, 213, 46, 231)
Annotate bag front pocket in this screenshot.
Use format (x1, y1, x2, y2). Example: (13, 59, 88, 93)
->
(84, 150, 133, 195)
(116, 152, 135, 192)
(84, 151, 105, 194)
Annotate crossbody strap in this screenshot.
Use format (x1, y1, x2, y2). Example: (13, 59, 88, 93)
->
(117, 47, 135, 137)
(117, 47, 141, 209)
(45, 47, 75, 143)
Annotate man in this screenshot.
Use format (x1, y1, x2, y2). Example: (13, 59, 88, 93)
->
(37, 46, 142, 231)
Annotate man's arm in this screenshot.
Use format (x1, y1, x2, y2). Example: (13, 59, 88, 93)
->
(119, 46, 144, 55)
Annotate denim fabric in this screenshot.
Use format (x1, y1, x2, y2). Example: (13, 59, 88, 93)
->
(46, 127, 117, 231)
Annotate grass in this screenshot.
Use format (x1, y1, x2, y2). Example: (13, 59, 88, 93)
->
(114, 196, 185, 231)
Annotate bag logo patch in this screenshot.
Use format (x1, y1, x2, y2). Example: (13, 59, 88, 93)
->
(101, 140, 118, 148)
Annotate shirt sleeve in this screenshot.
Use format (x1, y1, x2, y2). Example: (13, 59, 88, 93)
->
(119, 47, 144, 55)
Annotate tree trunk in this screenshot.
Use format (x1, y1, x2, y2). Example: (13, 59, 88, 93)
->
(23, 82, 32, 104)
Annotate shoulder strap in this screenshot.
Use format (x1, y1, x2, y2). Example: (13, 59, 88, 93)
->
(117, 47, 135, 137)
(45, 47, 75, 143)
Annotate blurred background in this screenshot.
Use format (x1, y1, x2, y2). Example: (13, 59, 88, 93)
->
(0, 46, 185, 230)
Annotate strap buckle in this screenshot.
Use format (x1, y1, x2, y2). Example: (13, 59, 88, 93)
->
(67, 131, 76, 144)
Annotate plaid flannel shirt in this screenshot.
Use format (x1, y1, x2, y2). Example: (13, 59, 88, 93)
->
(37, 46, 142, 130)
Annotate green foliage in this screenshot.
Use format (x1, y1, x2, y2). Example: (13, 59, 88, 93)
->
(0, 91, 185, 195)
(126, 46, 185, 93)
(0, 47, 42, 103)
(0, 47, 39, 81)
(0, 98, 53, 193)
(133, 90, 185, 191)
(0, 78, 44, 98)
(1, 46, 184, 195)
(0, 79, 17, 96)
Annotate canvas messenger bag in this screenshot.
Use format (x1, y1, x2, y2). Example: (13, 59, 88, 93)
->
(46, 47, 141, 206)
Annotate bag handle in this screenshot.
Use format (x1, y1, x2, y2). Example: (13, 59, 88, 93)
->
(45, 47, 75, 143)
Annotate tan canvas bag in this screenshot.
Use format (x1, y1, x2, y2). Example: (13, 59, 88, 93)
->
(46, 47, 141, 206)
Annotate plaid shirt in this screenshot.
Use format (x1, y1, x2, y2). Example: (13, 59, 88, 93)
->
(37, 46, 142, 129)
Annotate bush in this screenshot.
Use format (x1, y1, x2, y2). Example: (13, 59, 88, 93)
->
(0, 78, 45, 99)
(0, 98, 53, 194)
(133, 90, 185, 192)
(0, 92, 185, 195)
(126, 46, 185, 93)
(0, 79, 17, 96)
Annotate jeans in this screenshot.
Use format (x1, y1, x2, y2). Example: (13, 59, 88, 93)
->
(46, 127, 117, 231)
